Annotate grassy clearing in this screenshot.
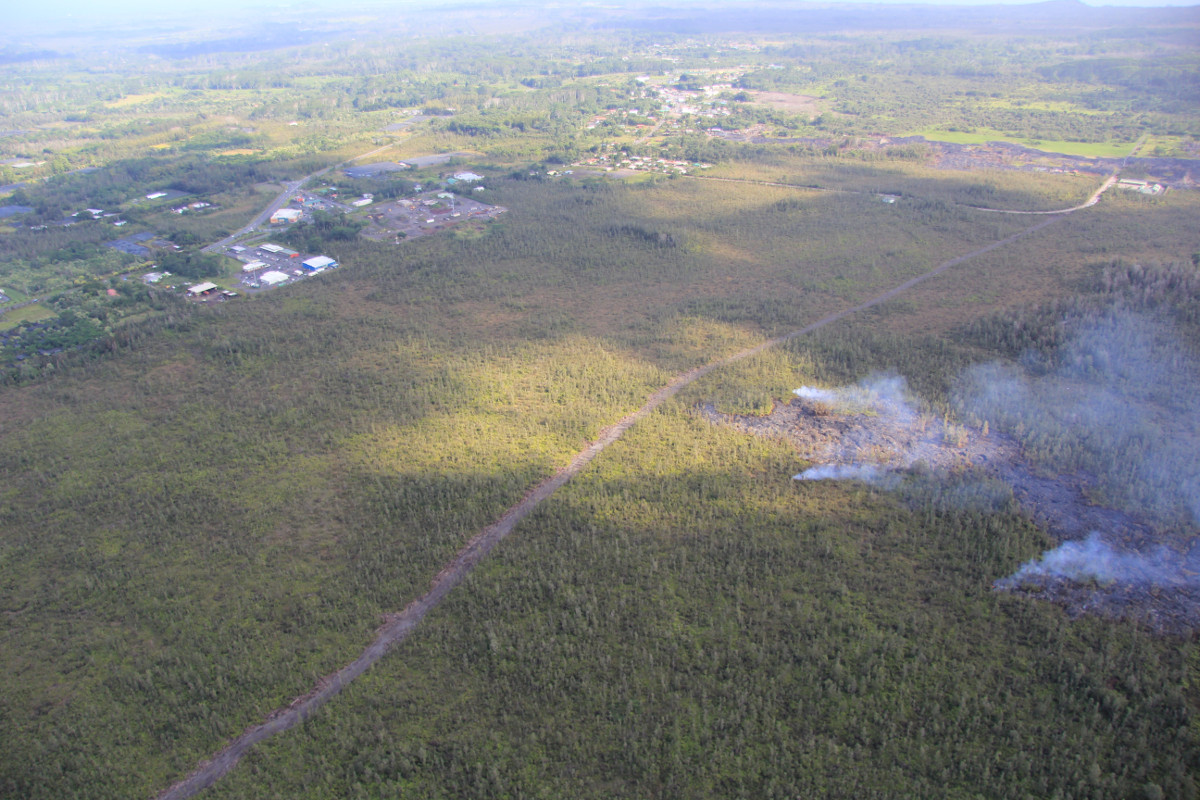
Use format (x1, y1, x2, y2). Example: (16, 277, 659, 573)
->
(1141, 135, 1195, 158)
(0, 302, 55, 330)
(910, 128, 1136, 159)
(142, 190, 268, 241)
(104, 92, 174, 109)
(701, 155, 1099, 212)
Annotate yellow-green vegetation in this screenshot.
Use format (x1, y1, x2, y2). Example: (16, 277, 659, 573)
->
(701, 156, 1101, 212)
(2, 9, 1200, 799)
(0, 302, 55, 330)
(912, 128, 1137, 159)
(3, 161, 1199, 797)
(207, 397, 1195, 800)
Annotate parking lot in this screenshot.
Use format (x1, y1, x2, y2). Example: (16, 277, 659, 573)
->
(215, 241, 336, 292)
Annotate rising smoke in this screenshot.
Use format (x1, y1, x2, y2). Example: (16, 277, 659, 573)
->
(790, 375, 917, 486)
(958, 311, 1200, 594)
(790, 373, 962, 488)
(996, 531, 1200, 589)
(793, 463, 887, 483)
(787, 311, 1200, 602)
(794, 373, 914, 415)
(955, 311, 1200, 528)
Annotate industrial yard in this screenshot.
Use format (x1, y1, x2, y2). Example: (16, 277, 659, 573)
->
(359, 190, 505, 242)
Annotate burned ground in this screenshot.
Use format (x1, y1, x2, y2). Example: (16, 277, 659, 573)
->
(701, 391, 1200, 633)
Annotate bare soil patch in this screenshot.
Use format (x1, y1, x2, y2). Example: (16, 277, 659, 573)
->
(748, 91, 820, 115)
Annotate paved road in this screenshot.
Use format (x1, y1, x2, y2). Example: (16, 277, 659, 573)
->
(202, 143, 397, 254)
(152, 210, 1068, 800)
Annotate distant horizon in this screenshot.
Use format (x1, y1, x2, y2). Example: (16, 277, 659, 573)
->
(4, 0, 1197, 28)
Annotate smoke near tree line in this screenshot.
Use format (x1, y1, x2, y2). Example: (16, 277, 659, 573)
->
(782, 310, 1200, 625)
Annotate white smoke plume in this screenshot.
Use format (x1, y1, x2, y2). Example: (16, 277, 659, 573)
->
(950, 311, 1200, 607)
(789, 373, 973, 487)
(956, 312, 1200, 529)
(794, 374, 915, 418)
(792, 386, 838, 402)
(793, 463, 887, 483)
(996, 531, 1200, 589)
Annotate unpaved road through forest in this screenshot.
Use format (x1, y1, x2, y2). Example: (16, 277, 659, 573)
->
(154, 209, 1071, 799)
(690, 171, 1120, 214)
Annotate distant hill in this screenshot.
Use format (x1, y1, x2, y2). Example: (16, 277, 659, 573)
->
(0, 48, 59, 64)
(137, 25, 330, 58)
(594, 0, 1200, 35)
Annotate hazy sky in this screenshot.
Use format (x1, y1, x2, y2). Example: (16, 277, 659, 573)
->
(5, 0, 1196, 32)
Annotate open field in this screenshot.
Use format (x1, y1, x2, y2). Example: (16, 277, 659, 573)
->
(910, 129, 1138, 159)
(747, 90, 822, 115)
(700, 155, 1102, 213)
(0, 301, 54, 329)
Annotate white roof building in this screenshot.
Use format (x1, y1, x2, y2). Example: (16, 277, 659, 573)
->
(260, 243, 297, 256)
(260, 271, 290, 285)
(453, 171, 484, 182)
(271, 208, 303, 223)
(303, 255, 338, 270)
(242, 260, 267, 272)
(186, 282, 219, 295)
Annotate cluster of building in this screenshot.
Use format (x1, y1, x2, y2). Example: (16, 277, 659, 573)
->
(655, 82, 735, 118)
(179, 165, 493, 296)
(359, 187, 502, 243)
(184, 282, 238, 300)
(585, 74, 743, 135)
(571, 153, 711, 174)
(1116, 178, 1165, 196)
(170, 200, 213, 214)
(224, 242, 339, 291)
(73, 208, 116, 221)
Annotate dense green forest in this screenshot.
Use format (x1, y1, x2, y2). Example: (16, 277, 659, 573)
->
(1, 2, 1199, 798)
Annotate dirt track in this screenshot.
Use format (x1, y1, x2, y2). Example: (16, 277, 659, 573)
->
(689, 172, 1118, 215)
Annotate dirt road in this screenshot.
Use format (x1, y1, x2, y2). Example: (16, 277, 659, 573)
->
(691, 172, 1119, 215)
(202, 144, 397, 254)
(153, 209, 1073, 799)
(967, 174, 1117, 215)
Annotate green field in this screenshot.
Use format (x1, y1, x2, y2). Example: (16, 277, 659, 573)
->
(910, 128, 1139, 159)
(0, 302, 55, 330)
